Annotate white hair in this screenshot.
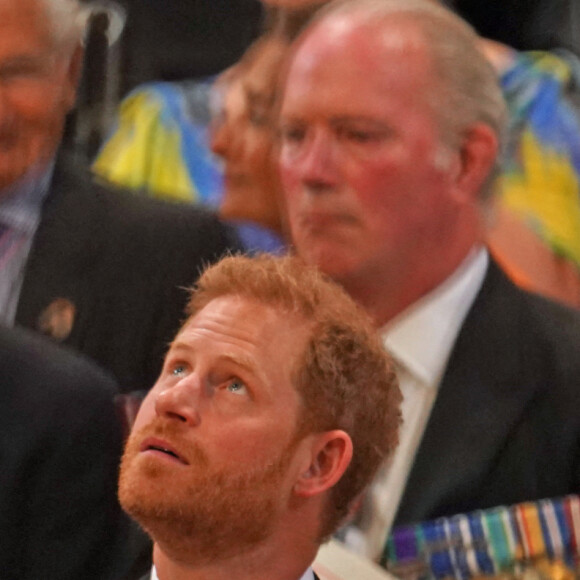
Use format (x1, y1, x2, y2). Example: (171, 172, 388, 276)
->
(40, 0, 90, 50)
(301, 0, 508, 201)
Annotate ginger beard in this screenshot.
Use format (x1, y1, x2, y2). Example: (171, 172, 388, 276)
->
(119, 418, 302, 565)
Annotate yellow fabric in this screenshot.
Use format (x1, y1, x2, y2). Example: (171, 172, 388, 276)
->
(500, 129, 580, 265)
(93, 91, 197, 202)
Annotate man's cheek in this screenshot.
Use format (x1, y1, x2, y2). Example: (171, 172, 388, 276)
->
(131, 398, 156, 433)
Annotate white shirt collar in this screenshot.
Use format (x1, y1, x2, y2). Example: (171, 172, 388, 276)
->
(381, 247, 488, 388)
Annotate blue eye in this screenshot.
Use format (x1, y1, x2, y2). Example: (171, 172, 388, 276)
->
(172, 365, 186, 377)
(227, 379, 247, 394)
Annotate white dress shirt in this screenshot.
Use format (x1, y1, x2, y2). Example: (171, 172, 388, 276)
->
(343, 246, 489, 560)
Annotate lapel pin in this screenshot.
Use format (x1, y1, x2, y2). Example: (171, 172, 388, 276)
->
(37, 298, 76, 342)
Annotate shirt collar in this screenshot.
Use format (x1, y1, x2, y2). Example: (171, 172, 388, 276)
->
(381, 247, 488, 388)
(0, 162, 54, 234)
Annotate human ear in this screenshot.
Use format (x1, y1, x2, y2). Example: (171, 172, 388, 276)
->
(452, 122, 498, 204)
(293, 430, 353, 498)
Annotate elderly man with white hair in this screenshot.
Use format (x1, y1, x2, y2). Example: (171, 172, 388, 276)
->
(0, 0, 241, 393)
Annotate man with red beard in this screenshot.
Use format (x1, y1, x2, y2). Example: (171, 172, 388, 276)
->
(118, 254, 401, 580)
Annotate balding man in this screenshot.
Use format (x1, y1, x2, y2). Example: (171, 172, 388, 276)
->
(0, 0, 240, 393)
(278, 0, 580, 560)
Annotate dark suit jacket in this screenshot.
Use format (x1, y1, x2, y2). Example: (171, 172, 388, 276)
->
(15, 156, 242, 393)
(395, 260, 580, 525)
(0, 325, 134, 579)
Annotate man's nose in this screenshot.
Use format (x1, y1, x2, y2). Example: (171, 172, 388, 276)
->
(154, 376, 203, 426)
(293, 130, 339, 189)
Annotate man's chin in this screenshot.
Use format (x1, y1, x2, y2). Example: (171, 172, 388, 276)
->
(118, 448, 290, 565)
(119, 455, 177, 518)
(300, 244, 360, 283)
(0, 167, 26, 190)
(119, 476, 276, 568)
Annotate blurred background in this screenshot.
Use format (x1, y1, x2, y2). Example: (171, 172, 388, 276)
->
(68, 0, 579, 161)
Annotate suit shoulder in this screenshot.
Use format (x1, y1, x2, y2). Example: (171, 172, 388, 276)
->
(92, 178, 241, 249)
(518, 289, 580, 346)
(480, 262, 580, 348)
(0, 326, 119, 404)
(508, 289, 580, 400)
(51, 158, 242, 255)
(468, 264, 580, 398)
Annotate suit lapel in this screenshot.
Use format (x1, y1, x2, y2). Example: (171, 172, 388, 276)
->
(394, 261, 542, 524)
(15, 158, 104, 345)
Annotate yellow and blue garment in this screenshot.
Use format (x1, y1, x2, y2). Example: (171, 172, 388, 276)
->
(93, 80, 285, 254)
(498, 49, 580, 268)
(95, 50, 580, 263)
(94, 80, 222, 206)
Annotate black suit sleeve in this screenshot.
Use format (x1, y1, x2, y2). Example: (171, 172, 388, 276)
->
(0, 326, 134, 579)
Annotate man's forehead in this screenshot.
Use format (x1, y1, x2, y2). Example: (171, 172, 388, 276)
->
(0, 0, 54, 49)
(180, 296, 311, 345)
(0, 0, 44, 21)
(294, 9, 429, 64)
(282, 13, 434, 111)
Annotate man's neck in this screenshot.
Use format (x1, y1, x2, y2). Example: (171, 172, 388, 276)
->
(343, 244, 481, 328)
(152, 526, 318, 580)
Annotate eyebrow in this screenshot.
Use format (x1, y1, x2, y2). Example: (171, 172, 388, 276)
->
(331, 116, 391, 127)
(168, 341, 269, 389)
(219, 352, 260, 377)
(279, 112, 389, 123)
(0, 54, 52, 69)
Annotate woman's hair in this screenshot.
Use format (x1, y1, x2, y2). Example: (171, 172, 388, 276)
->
(234, 2, 325, 75)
